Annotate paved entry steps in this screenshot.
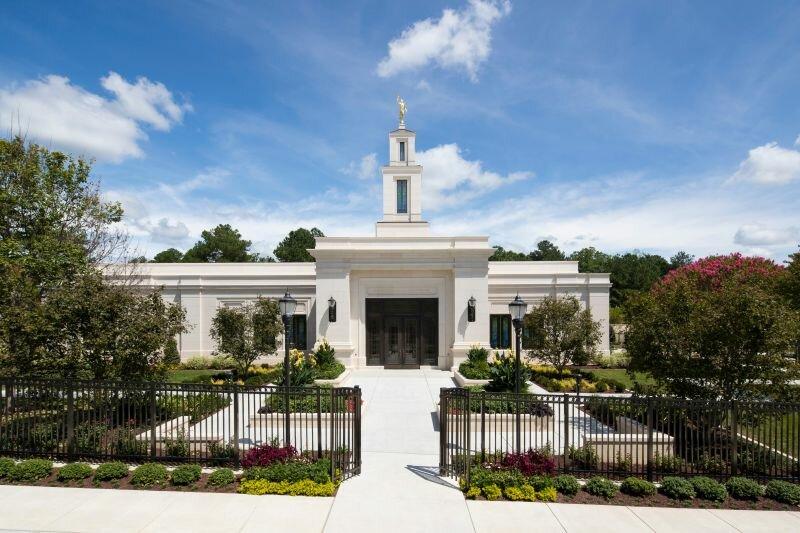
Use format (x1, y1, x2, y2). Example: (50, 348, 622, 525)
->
(1, 369, 800, 532)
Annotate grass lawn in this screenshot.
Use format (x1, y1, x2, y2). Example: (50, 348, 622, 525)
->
(165, 369, 219, 383)
(586, 368, 655, 389)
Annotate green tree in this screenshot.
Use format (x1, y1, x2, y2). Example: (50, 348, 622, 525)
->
(152, 248, 184, 263)
(568, 247, 611, 272)
(669, 251, 695, 270)
(210, 297, 283, 376)
(784, 245, 800, 311)
(0, 136, 186, 379)
(489, 246, 528, 261)
(522, 296, 602, 377)
(607, 252, 671, 308)
(273, 227, 324, 262)
(528, 240, 566, 261)
(183, 224, 261, 262)
(625, 254, 800, 401)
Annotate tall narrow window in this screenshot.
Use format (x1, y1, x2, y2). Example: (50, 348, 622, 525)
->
(399, 141, 406, 162)
(396, 179, 408, 213)
(490, 314, 511, 349)
(289, 315, 307, 350)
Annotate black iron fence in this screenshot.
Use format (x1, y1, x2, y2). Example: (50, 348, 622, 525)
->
(440, 388, 799, 483)
(0, 379, 361, 481)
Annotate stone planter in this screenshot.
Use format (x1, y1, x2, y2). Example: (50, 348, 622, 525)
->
(453, 370, 490, 388)
(248, 411, 357, 431)
(314, 368, 350, 386)
(582, 431, 675, 465)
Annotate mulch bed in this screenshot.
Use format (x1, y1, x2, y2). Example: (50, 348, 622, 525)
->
(469, 491, 796, 510)
(0, 473, 238, 494)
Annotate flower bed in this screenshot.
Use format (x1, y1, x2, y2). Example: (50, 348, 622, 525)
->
(459, 457, 800, 510)
(529, 365, 627, 393)
(0, 443, 342, 497)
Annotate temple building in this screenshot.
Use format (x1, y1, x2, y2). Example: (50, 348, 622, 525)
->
(132, 111, 611, 369)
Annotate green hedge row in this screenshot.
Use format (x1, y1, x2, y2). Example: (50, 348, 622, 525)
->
(461, 468, 800, 505)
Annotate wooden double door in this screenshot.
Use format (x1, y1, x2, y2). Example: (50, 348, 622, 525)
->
(366, 298, 438, 368)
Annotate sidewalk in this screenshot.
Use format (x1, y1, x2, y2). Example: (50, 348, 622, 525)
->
(0, 369, 799, 532)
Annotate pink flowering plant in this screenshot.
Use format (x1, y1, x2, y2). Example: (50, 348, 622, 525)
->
(625, 253, 800, 401)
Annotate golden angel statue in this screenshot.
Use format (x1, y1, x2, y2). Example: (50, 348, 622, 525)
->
(396, 95, 407, 125)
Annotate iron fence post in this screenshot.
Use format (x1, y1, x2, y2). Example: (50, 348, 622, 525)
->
(232, 383, 240, 470)
(464, 389, 472, 487)
(563, 393, 570, 472)
(329, 387, 335, 482)
(646, 397, 654, 482)
(66, 384, 75, 456)
(480, 393, 486, 463)
(353, 385, 361, 474)
(730, 400, 738, 476)
(316, 386, 323, 460)
(149, 382, 157, 461)
(439, 388, 447, 476)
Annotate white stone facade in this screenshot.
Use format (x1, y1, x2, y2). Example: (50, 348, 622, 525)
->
(129, 120, 611, 369)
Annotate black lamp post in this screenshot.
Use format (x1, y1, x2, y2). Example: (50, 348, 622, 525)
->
(279, 289, 296, 445)
(508, 294, 527, 394)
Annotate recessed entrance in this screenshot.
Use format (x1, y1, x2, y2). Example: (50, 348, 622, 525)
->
(365, 298, 437, 368)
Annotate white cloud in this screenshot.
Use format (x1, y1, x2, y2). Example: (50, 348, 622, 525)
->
(729, 141, 800, 185)
(341, 153, 378, 180)
(734, 224, 800, 247)
(100, 72, 191, 131)
(0, 72, 189, 162)
(416, 80, 432, 92)
(795, 134, 800, 147)
(148, 218, 191, 244)
(417, 143, 531, 209)
(377, 0, 511, 82)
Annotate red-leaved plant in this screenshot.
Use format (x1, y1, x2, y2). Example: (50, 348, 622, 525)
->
(500, 448, 556, 476)
(241, 443, 297, 468)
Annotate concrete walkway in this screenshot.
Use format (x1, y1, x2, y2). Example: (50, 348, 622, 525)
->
(1, 369, 800, 532)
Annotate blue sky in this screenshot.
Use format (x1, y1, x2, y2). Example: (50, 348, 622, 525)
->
(2, 0, 799, 261)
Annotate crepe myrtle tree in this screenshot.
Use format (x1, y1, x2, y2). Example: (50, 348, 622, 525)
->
(523, 295, 602, 377)
(625, 253, 800, 401)
(210, 297, 283, 376)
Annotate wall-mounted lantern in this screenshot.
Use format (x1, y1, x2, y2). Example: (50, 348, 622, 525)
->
(467, 296, 476, 322)
(328, 296, 337, 323)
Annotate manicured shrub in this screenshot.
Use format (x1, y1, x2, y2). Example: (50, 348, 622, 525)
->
(653, 453, 684, 474)
(501, 448, 556, 476)
(482, 483, 502, 501)
(131, 463, 168, 487)
(504, 484, 536, 501)
(468, 466, 525, 490)
(465, 485, 482, 499)
(764, 480, 800, 505)
(241, 443, 297, 468)
(568, 444, 599, 469)
(537, 486, 558, 502)
(93, 461, 129, 481)
(527, 475, 554, 491)
(725, 477, 763, 501)
(73, 422, 108, 454)
(237, 479, 336, 496)
(242, 459, 331, 484)
(164, 432, 190, 458)
(10, 459, 53, 481)
(207, 468, 236, 487)
(614, 452, 633, 473)
(690, 476, 727, 502)
(585, 477, 617, 499)
(659, 477, 695, 500)
(620, 477, 656, 497)
(0, 457, 15, 478)
(553, 475, 580, 496)
(57, 463, 93, 482)
(170, 464, 202, 486)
